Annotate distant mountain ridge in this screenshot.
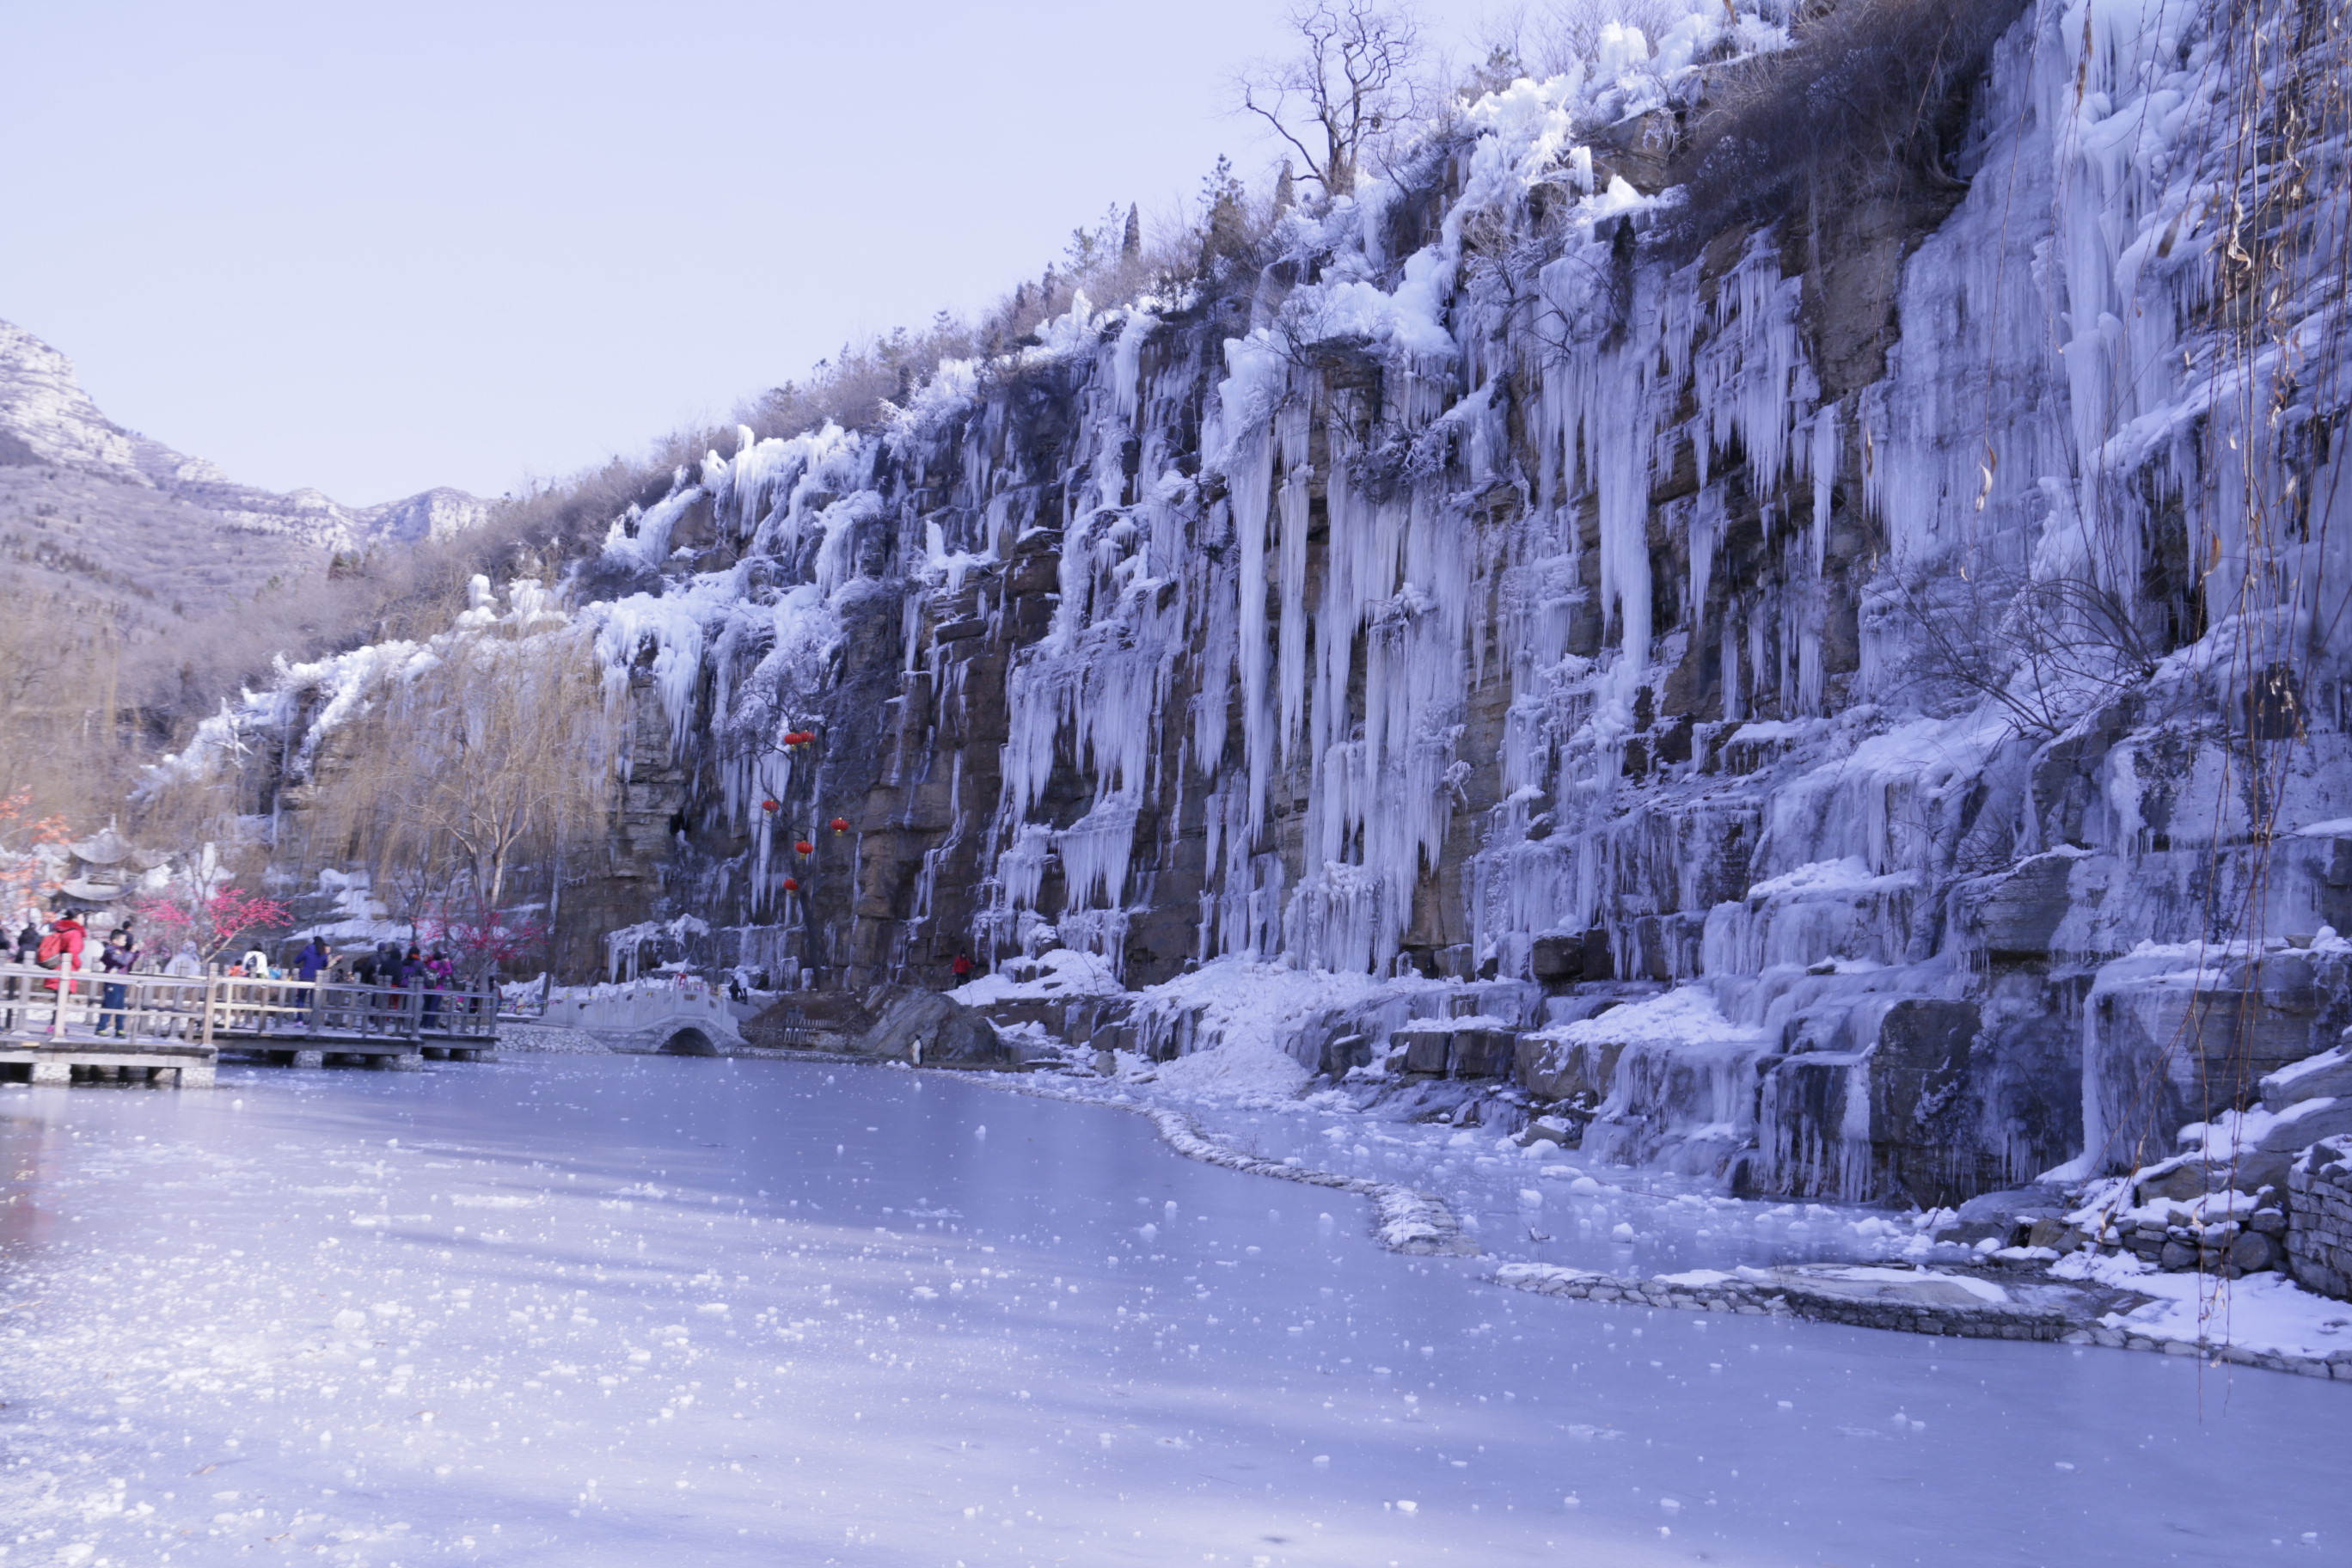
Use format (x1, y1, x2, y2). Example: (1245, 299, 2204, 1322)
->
(0, 317, 484, 554)
(0, 315, 487, 648)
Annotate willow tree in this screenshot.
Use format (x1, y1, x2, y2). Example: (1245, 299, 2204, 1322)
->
(316, 608, 616, 977)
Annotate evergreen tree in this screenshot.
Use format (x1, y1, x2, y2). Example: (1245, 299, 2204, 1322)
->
(1198, 155, 1250, 270)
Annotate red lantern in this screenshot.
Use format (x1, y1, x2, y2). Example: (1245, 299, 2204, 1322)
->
(794, 839, 814, 855)
(781, 877, 799, 892)
(830, 817, 851, 834)
(762, 799, 780, 812)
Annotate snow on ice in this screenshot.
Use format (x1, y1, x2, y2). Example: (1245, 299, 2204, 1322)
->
(2, 1058, 2348, 1567)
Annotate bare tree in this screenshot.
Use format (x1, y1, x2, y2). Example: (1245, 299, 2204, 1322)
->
(304, 622, 616, 979)
(1883, 567, 2166, 740)
(1527, 0, 1694, 80)
(0, 585, 134, 821)
(1238, 1, 1424, 199)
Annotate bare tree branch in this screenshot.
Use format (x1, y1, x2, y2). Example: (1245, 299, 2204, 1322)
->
(1234, 1, 1424, 199)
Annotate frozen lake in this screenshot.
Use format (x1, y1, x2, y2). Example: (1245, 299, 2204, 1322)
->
(2, 1057, 2345, 1566)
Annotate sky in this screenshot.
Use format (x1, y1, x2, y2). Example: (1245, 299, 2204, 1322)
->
(0, 1, 1491, 507)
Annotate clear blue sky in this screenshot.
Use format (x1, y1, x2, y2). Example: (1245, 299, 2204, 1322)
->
(0, 1, 1486, 506)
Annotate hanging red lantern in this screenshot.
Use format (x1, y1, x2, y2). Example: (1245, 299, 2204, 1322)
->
(762, 799, 781, 812)
(830, 817, 851, 834)
(781, 877, 799, 892)
(794, 839, 815, 855)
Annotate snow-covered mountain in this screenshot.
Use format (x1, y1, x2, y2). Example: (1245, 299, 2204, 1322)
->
(1, 317, 487, 620)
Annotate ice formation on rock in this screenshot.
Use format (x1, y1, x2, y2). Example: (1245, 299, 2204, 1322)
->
(181, 0, 2352, 1206)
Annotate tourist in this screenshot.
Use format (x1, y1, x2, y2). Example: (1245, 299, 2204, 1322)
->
(38, 911, 87, 997)
(951, 952, 975, 984)
(95, 928, 140, 1038)
(295, 936, 331, 981)
(294, 935, 331, 1025)
(3, 910, 37, 1028)
(422, 948, 452, 1025)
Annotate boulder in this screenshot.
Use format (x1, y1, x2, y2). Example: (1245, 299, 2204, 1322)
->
(1516, 1115, 1577, 1148)
(854, 986, 1008, 1067)
(2262, 1039, 2352, 1113)
(1393, 1026, 1454, 1076)
(1450, 1028, 1517, 1079)
(1528, 929, 1614, 984)
(1516, 1033, 1627, 1104)
(2257, 1097, 2352, 1152)
(1318, 1032, 1374, 1077)
(1961, 854, 2076, 960)
(2136, 1151, 2291, 1201)
(2135, 1159, 2217, 1204)
(2229, 1230, 2282, 1273)
(1529, 934, 1585, 983)
(2026, 1217, 2089, 1253)
(743, 990, 871, 1050)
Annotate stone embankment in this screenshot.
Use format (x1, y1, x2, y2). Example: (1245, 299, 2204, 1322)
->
(1491, 1258, 2352, 1379)
(1492, 1262, 2073, 1339)
(2289, 1136, 2352, 1298)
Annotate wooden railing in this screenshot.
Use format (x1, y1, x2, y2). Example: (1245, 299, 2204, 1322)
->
(0, 961, 499, 1046)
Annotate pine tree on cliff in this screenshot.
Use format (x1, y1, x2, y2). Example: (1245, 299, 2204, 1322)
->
(1199, 156, 1250, 271)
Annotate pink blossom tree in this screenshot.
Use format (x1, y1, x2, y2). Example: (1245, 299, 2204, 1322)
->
(132, 887, 294, 966)
(420, 900, 548, 987)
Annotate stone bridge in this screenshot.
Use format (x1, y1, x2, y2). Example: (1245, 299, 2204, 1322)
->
(535, 979, 749, 1056)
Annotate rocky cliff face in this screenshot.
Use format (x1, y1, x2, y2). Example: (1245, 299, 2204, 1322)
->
(207, 0, 2352, 1210)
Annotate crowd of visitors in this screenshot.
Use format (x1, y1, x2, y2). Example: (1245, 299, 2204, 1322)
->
(2, 914, 471, 1038)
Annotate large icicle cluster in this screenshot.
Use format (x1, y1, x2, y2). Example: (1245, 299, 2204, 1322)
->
(185, 0, 2352, 1205)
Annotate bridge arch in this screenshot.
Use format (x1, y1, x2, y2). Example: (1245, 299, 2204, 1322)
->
(660, 1026, 720, 1057)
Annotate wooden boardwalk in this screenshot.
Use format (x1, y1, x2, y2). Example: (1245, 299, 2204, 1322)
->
(0, 962, 499, 1087)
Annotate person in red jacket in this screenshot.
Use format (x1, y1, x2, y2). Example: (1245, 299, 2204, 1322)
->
(37, 912, 86, 997)
(950, 952, 975, 984)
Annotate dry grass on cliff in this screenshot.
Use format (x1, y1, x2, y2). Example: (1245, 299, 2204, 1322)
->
(1667, 0, 2034, 245)
(743, 201, 1247, 445)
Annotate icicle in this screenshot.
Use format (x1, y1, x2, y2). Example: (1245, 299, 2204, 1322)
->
(1809, 400, 1838, 577)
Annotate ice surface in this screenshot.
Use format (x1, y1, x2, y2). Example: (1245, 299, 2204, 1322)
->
(3, 1060, 2345, 1566)
(1151, 1091, 1951, 1283)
